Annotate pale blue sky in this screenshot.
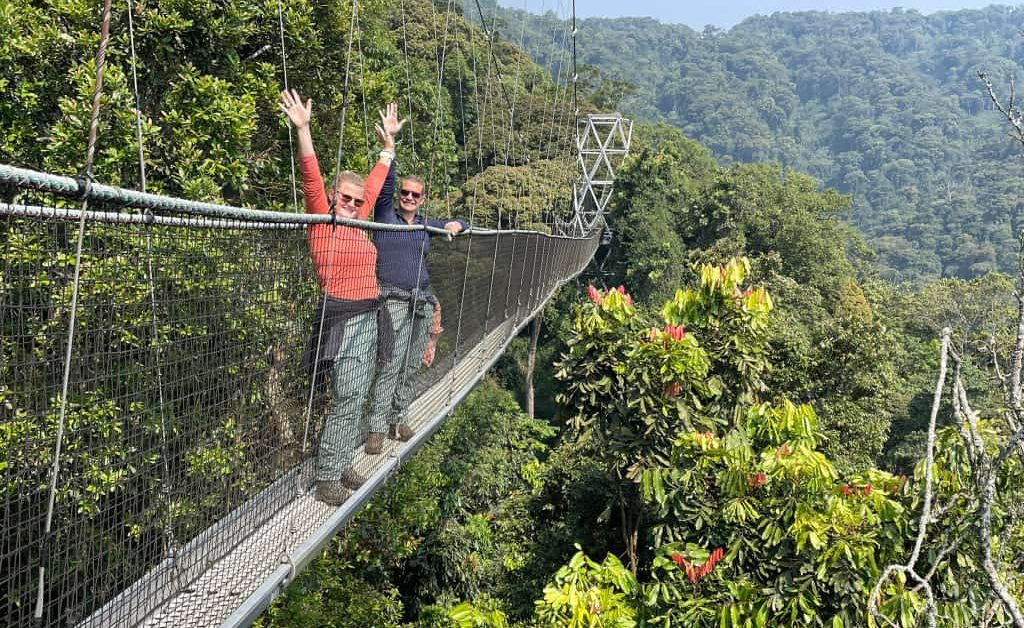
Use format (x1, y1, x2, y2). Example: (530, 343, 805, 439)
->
(500, 1, 1016, 29)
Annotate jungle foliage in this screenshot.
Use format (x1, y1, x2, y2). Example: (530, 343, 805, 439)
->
(486, 2, 1024, 283)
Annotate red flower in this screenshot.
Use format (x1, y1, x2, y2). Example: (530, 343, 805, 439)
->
(586, 285, 602, 304)
(617, 285, 626, 295)
(862, 484, 872, 496)
(664, 382, 682, 398)
(841, 484, 852, 497)
(663, 324, 686, 341)
(677, 547, 724, 584)
(748, 472, 767, 489)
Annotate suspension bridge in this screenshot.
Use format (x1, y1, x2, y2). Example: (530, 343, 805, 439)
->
(0, 0, 632, 624)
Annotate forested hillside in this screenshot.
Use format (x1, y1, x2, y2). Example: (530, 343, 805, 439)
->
(492, 3, 1024, 282)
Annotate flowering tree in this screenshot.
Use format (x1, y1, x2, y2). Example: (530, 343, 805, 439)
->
(552, 258, 913, 626)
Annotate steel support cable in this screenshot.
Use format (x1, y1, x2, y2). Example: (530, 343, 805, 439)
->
(275, 0, 309, 552)
(498, 2, 535, 236)
(469, 19, 503, 372)
(571, 0, 578, 129)
(356, 22, 372, 167)
(399, 0, 417, 157)
(125, 0, 182, 588)
(542, 0, 572, 163)
(35, 0, 114, 619)
(278, 0, 299, 211)
(534, 234, 548, 315)
(515, 214, 537, 320)
(446, 40, 479, 406)
(531, 1, 569, 233)
(546, 1, 576, 220)
(557, 2, 581, 230)
(507, 0, 546, 228)
(471, 0, 532, 164)
(329, 0, 361, 196)
(302, 0, 361, 460)
(505, 230, 526, 323)
(479, 0, 522, 337)
(397, 0, 454, 411)
(526, 231, 542, 316)
(555, 0, 577, 166)
(535, 228, 553, 312)
(570, 0, 582, 235)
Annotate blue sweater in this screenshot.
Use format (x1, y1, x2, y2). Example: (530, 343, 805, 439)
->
(373, 163, 469, 292)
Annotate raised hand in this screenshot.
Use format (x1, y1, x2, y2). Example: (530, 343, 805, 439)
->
(378, 102, 406, 137)
(279, 88, 312, 129)
(374, 123, 395, 151)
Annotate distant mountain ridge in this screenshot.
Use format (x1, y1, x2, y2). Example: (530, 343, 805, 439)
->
(493, 3, 1024, 281)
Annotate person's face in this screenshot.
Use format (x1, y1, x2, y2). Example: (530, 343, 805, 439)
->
(333, 181, 365, 219)
(398, 180, 425, 213)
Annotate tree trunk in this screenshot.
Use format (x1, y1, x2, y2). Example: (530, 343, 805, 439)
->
(526, 316, 542, 419)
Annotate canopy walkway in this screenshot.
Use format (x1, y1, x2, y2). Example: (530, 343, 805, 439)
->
(1, 0, 633, 622)
(0, 110, 632, 627)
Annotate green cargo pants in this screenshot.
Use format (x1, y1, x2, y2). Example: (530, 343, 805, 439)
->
(316, 310, 377, 481)
(367, 297, 432, 434)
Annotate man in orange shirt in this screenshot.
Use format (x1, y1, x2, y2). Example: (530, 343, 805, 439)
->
(281, 88, 396, 505)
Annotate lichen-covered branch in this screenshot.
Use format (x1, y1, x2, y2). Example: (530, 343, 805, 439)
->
(868, 328, 949, 628)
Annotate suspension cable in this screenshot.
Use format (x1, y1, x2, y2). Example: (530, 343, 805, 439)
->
(35, 0, 114, 618)
(125, 0, 181, 573)
(398, 0, 455, 406)
(399, 0, 417, 159)
(446, 37, 479, 403)
(356, 21, 372, 167)
(303, 0, 361, 459)
(278, 0, 299, 211)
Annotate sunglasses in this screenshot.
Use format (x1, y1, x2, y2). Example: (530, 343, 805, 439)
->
(399, 189, 423, 200)
(333, 193, 365, 208)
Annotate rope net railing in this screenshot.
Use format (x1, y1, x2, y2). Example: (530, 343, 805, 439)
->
(0, 0, 621, 621)
(0, 169, 601, 627)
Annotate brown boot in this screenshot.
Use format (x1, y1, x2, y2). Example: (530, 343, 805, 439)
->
(339, 467, 367, 490)
(316, 480, 350, 506)
(365, 432, 385, 455)
(388, 423, 415, 442)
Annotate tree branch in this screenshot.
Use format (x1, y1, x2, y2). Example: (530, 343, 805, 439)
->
(869, 328, 950, 628)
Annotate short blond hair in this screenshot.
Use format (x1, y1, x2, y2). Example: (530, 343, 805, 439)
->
(334, 170, 364, 189)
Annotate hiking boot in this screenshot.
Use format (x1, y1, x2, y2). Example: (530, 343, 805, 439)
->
(339, 467, 367, 490)
(365, 432, 385, 455)
(316, 480, 350, 506)
(389, 423, 415, 442)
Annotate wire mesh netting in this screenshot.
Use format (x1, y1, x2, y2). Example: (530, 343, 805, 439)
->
(0, 176, 600, 627)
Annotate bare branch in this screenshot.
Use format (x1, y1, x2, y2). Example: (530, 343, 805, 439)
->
(980, 71, 1024, 148)
(914, 528, 968, 591)
(869, 328, 950, 628)
(910, 328, 952, 568)
(979, 466, 1024, 626)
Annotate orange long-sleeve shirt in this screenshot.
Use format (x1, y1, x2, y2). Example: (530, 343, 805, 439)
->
(301, 155, 387, 300)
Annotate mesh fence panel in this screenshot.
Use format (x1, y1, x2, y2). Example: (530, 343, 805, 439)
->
(0, 181, 599, 627)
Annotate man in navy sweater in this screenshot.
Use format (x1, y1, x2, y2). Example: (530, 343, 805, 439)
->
(365, 103, 468, 454)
